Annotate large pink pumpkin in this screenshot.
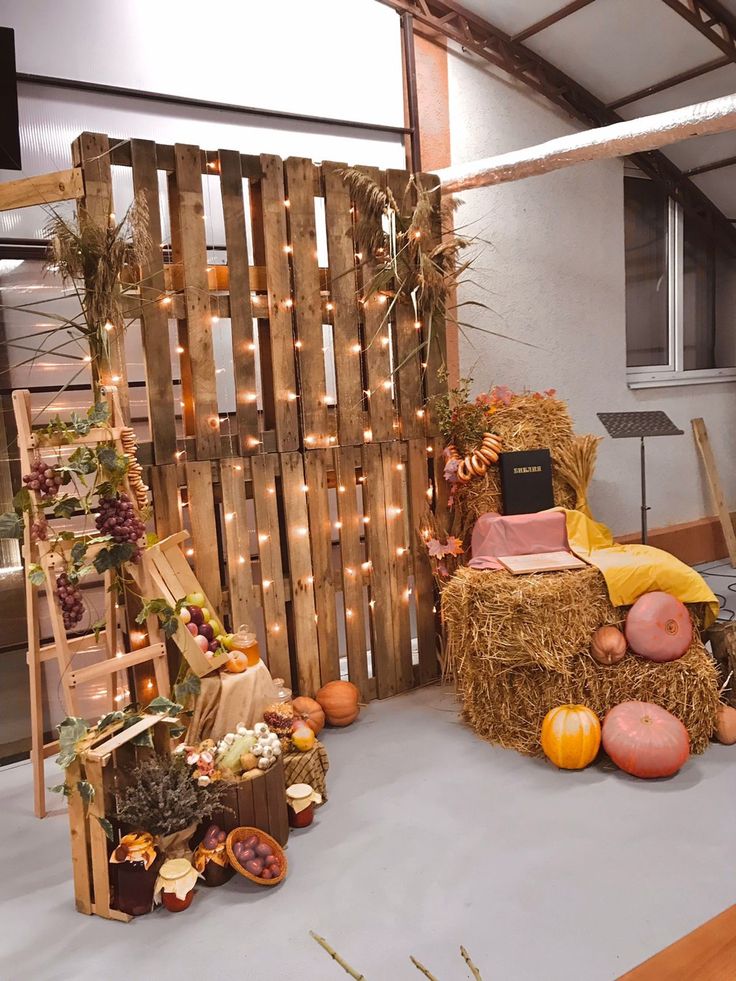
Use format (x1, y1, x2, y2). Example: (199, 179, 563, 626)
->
(602, 701, 689, 778)
(625, 591, 692, 662)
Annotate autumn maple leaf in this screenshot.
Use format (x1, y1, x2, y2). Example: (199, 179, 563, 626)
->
(426, 538, 445, 557)
(444, 536, 464, 556)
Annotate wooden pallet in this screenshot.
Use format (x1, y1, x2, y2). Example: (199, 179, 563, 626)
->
(13, 387, 170, 818)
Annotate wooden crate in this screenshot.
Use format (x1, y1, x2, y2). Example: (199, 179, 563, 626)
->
(66, 714, 174, 921)
(211, 756, 289, 846)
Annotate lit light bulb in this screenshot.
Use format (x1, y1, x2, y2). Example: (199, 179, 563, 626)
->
(284, 298, 293, 309)
(326, 302, 334, 311)
(176, 345, 185, 354)
(161, 296, 172, 306)
(225, 512, 235, 521)
(247, 342, 256, 352)
(283, 245, 293, 254)
(382, 380, 392, 391)
(306, 575, 314, 585)
(396, 547, 406, 556)
(305, 435, 316, 445)
(259, 533, 269, 543)
(83, 354, 92, 363)
(302, 484, 309, 493)
(380, 336, 390, 348)
(352, 344, 361, 354)
(287, 392, 297, 401)
(362, 560, 372, 571)
(363, 429, 373, 441)
(284, 199, 290, 208)
(262, 579, 272, 589)
(186, 548, 194, 557)
(103, 321, 114, 333)
(363, 516, 370, 524)
(396, 463, 404, 471)
(416, 409, 425, 418)
(414, 321, 422, 330)
(334, 521, 342, 530)
(345, 608, 353, 618)
(211, 315, 219, 324)
(271, 623, 280, 632)
(294, 339, 303, 348)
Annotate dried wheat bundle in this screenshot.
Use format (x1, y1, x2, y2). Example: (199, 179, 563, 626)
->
(554, 434, 603, 516)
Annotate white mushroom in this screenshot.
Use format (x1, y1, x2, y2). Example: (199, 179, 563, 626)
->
(257, 757, 270, 770)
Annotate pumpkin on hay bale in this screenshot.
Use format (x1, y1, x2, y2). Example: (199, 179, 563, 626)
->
(442, 565, 719, 757)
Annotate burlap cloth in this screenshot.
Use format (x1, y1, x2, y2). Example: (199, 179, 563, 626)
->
(186, 660, 276, 743)
(283, 741, 329, 801)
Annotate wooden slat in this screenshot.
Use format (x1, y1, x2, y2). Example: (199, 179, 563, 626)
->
(173, 143, 220, 459)
(361, 442, 397, 697)
(618, 904, 736, 980)
(387, 170, 425, 439)
(322, 161, 366, 446)
(336, 445, 370, 699)
(304, 449, 340, 685)
(251, 766, 269, 830)
(280, 451, 321, 696)
(83, 757, 113, 918)
(150, 464, 182, 539)
(87, 714, 169, 760)
(65, 757, 93, 913)
(251, 454, 292, 684)
(284, 157, 331, 446)
(418, 172, 446, 430)
(0, 167, 83, 211)
(218, 149, 260, 455)
(257, 155, 300, 451)
(70, 644, 166, 687)
(692, 418, 736, 567)
(185, 461, 223, 611)
(407, 437, 439, 684)
(358, 167, 394, 441)
(220, 457, 256, 628)
(71, 133, 129, 420)
(381, 443, 413, 691)
(130, 139, 177, 463)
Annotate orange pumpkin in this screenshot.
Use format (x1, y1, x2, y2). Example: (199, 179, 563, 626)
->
(541, 704, 601, 770)
(590, 625, 626, 666)
(715, 704, 736, 745)
(315, 680, 360, 727)
(292, 696, 325, 735)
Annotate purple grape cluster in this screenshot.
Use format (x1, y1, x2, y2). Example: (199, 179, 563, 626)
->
(95, 492, 146, 562)
(30, 517, 48, 543)
(22, 459, 62, 500)
(56, 572, 84, 631)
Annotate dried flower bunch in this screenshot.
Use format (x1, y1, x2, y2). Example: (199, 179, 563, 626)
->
(115, 754, 228, 838)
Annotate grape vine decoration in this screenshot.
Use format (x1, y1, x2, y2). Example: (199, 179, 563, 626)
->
(0, 401, 151, 634)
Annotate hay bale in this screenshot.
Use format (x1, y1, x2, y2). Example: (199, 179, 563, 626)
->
(443, 567, 720, 756)
(443, 565, 618, 673)
(454, 392, 578, 527)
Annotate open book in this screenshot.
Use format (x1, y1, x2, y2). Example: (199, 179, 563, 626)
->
(497, 550, 588, 575)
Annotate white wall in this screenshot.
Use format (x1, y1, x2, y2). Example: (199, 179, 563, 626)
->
(447, 46, 736, 536)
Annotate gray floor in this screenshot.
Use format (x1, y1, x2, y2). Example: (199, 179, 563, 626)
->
(1, 683, 735, 981)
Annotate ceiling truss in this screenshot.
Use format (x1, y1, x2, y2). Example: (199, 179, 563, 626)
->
(379, 0, 736, 249)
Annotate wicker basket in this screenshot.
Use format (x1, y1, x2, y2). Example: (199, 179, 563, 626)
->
(225, 827, 287, 887)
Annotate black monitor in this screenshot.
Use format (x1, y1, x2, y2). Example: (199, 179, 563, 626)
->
(0, 26, 21, 170)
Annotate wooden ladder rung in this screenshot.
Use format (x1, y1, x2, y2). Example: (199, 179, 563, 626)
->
(43, 740, 60, 759)
(37, 630, 111, 663)
(69, 643, 166, 687)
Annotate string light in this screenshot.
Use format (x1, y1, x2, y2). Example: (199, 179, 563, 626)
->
(287, 392, 297, 401)
(283, 245, 293, 254)
(334, 521, 342, 530)
(352, 344, 361, 354)
(362, 560, 372, 571)
(294, 339, 302, 348)
(382, 380, 392, 390)
(244, 392, 257, 403)
(345, 608, 353, 618)
(83, 354, 92, 363)
(414, 321, 422, 330)
(301, 484, 309, 493)
(186, 548, 194, 557)
(345, 567, 354, 576)
(238, 556, 246, 564)
(211, 315, 219, 324)
(247, 436, 260, 448)
(225, 512, 235, 522)
(380, 336, 390, 348)
(161, 296, 172, 306)
(271, 623, 280, 632)
(416, 409, 425, 418)
(306, 575, 314, 585)
(175, 450, 185, 460)
(396, 547, 406, 556)
(396, 463, 404, 471)
(369, 599, 376, 609)
(103, 321, 114, 333)
(258, 533, 269, 543)
(267, 487, 275, 495)
(296, 526, 308, 536)
(426, 445, 433, 454)
(338, 485, 346, 493)
(363, 429, 373, 441)
(355, 251, 363, 261)
(362, 516, 370, 524)
(284, 199, 290, 208)
(305, 435, 316, 445)
(363, 389, 371, 399)
(247, 342, 256, 352)
(284, 298, 293, 309)
(326, 302, 334, 311)
(146, 679, 154, 690)
(426, 486, 433, 499)
(377, 294, 387, 305)
(262, 579, 272, 589)
(388, 506, 402, 517)
(176, 345, 185, 355)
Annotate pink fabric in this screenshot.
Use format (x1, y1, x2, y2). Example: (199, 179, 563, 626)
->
(468, 510, 569, 570)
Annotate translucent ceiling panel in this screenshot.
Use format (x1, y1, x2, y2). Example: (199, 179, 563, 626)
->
(0, 82, 406, 240)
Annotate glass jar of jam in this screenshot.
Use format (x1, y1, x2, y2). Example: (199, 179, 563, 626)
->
(155, 859, 199, 912)
(286, 783, 321, 829)
(224, 625, 261, 671)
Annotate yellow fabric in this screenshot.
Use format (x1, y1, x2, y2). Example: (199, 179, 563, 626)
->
(562, 509, 718, 626)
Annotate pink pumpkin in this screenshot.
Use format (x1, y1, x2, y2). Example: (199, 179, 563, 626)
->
(602, 701, 689, 778)
(625, 591, 692, 662)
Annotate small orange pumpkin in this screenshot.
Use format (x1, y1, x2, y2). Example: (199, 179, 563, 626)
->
(541, 704, 601, 770)
(715, 704, 736, 745)
(292, 696, 325, 736)
(590, 625, 627, 666)
(315, 680, 360, 727)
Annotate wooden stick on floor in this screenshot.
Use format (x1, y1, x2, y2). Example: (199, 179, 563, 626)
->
(692, 417, 736, 568)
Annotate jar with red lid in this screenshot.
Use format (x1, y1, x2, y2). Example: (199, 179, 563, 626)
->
(286, 783, 321, 829)
(154, 858, 200, 912)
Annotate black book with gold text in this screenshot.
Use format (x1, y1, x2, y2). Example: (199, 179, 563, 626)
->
(499, 449, 554, 515)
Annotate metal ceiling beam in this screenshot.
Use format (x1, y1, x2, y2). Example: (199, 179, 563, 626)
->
(512, 0, 596, 44)
(685, 152, 736, 176)
(607, 55, 731, 110)
(377, 0, 736, 250)
(660, 0, 736, 60)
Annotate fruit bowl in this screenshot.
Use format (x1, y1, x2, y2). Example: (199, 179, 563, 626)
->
(226, 827, 287, 887)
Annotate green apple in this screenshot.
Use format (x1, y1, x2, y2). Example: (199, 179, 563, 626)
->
(209, 619, 223, 636)
(221, 633, 235, 651)
(185, 592, 206, 608)
(200, 607, 211, 623)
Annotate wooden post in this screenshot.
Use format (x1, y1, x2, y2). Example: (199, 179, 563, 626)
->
(692, 417, 736, 568)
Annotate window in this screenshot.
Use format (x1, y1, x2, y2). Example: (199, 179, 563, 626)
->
(624, 175, 736, 387)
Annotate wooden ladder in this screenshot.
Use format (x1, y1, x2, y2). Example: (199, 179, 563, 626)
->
(13, 387, 170, 817)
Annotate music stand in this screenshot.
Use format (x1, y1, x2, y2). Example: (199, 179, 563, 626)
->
(597, 411, 683, 544)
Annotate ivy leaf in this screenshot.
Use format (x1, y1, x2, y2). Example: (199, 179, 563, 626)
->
(174, 674, 201, 705)
(168, 726, 186, 739)
(146, 695, 183, 716)
(59, 530, 76, 541)
(96, 816, 114, 842)
(77, 780, 95, 804)
(53, 496, 81, 519)
(0, 512, 23, 540)
(131, 728, 154, 748)
(71, 540, 87, 566)
(93, 541, 136, 574)
(49, 783, 71, 798)
(63, 445, 96, 476)
(28, 564, 45, 587)
(87, 402, 110, 427)
(56, 716, 88, 768)
(97, 446, 128, 483)
(96, 710, 125, 731)
(12, 488, 32, 514)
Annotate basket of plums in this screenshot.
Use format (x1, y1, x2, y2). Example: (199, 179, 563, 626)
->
(226, 827, 287, 886)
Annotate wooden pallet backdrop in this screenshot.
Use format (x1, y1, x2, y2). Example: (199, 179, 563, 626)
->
(3, 132, 448, 703)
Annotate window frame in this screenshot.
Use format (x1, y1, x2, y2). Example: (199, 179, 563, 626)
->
(625, 180, 736, 389)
